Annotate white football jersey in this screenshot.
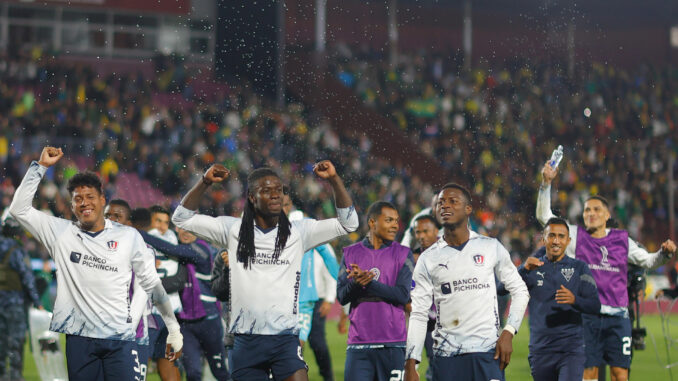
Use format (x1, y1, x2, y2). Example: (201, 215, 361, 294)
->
(173, 204, 356, 335)
(10, 162, 159, 341)
(406, 231, 529, 361)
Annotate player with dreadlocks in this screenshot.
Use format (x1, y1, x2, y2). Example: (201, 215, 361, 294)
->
(172, 161, 358, 381)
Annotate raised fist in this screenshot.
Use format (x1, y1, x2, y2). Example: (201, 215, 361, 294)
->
(541, 161, 558, 185)
(313, 160, 337, 180)
(203, 164, 230, 185)
(38, 147, 63, 168)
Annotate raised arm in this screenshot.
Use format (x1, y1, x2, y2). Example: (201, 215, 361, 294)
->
(9, 148, 69, 251)
(313, 160, 352, 208)
(297, 161, 359, 250)
(628, 238, 676, 269)
(179, 164, 230, 210)
(536, 162, 558, 226)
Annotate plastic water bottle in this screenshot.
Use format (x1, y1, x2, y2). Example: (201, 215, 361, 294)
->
(549, 145, 564, 169)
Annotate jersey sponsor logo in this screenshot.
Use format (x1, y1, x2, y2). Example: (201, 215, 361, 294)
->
(561, 268, 574, 282)
(473, 254, 484, 266)
(293, 271, 301, 314)
(107, 240, 118, 251)
(369, 267, 381, 281)
(536, 271, 545, 278)
(70, 251, 82, 263)
(438, 263, 448, 270)
(251, 251, 291, 266)
(71, 253, 119, 273)
(452, 277, 491, 292)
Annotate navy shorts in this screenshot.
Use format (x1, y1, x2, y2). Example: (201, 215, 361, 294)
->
(582, 314, 632, 369)
(344, 346, 405, 381)
(431, 351, 504, 381)
(65, 335, 144, 381)
(229, 334, 306, 380)
(528, 351, 585, 381)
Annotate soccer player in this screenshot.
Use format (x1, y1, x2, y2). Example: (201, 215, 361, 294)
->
(150, 206, 178, 244)
(105, 199, 155, 381)
(520, 217, 600, 381)
(405, 183, 529, 381)
(172, 160, 358, 381)
(538, 163, 677, 381)
(131, 207, 183, 381)
(104, 199, 132, 225)
(140, 227, 229, 381)
(411, 214, 440, 381)
(8, 147, 183, 381)
(412, 214, 440, 261)
(401, 195, 439, 249)
(337, 201, 414, 381)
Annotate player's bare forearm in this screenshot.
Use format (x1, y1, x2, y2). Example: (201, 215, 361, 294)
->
(180, 180, 210, 211)
(404, 359, 419, 381)
(327, 175, 352, 209)
(181, 164, 230, 210)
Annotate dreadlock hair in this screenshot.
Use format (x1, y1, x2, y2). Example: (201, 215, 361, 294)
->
(236, 167, 291, 270)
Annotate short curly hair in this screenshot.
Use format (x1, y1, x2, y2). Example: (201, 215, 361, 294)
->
(67, 172, 103, 195)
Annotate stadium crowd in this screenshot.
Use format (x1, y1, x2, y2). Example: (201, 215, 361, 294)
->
(330, 43, 677, 254)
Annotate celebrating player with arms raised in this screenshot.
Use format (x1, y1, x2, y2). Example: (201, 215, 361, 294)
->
(538, 162, 676, 381)
(172, 160, 358, 381)
(9, 147, 183, 381)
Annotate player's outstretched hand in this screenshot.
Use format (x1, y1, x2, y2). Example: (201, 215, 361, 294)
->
(313, 160, 337, 180)
(555, 285, 575, 304)
(661, 239, 677, 257)
(165, 330, 183, 362)
(38, 147, 63, 167)
(494, 330, 513, 370)
(204, 164, 230, 185)
(541, 161, 558, 185)
(524, 257, 544, 271)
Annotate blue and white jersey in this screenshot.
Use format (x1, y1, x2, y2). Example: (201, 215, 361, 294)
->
(9, 162, 158, 341)
(406, 231, 529, 361)
(172, 204, 358, 336)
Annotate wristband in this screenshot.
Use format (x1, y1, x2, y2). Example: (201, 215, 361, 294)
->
(503, 325, 517, 336)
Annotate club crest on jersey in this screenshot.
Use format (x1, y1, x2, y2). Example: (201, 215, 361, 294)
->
(411, 280, 416, 290)
(369, 268, 381, 281)
(561, 268, 575, 282)
(473, 254, 484, 266)
(107, 240, 119, 251)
